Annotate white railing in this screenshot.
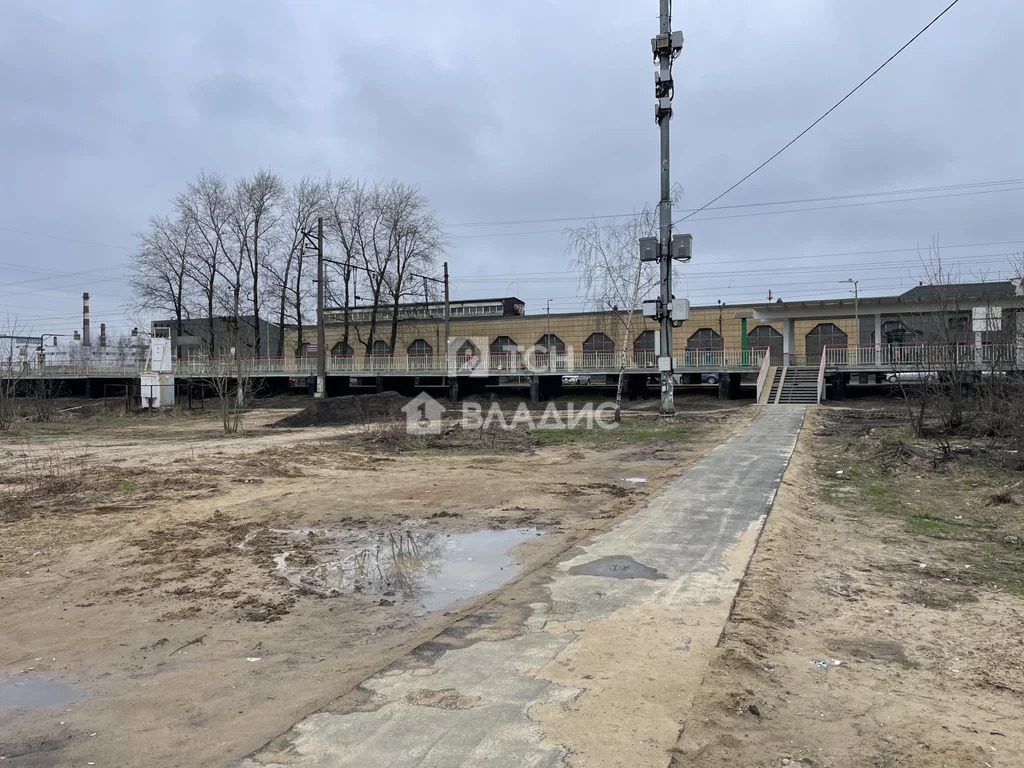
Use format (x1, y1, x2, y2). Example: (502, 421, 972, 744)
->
(0, 359, 148, 377)
(824, 343, 1022, 371)
(0, 345, 837, 380)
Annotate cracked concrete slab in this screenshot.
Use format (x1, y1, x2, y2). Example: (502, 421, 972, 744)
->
(235, 406, 806, 768)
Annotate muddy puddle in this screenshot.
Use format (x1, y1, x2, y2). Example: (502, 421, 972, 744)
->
(0, 676, 86, 711)
(241, 526, 540, 614)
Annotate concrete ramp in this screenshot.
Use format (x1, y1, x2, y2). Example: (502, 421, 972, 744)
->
(236, 407, 807, 768)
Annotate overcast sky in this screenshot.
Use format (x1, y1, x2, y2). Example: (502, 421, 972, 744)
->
(1, 0, 1022, 336)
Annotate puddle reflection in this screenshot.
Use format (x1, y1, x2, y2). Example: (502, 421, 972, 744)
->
(246, 527, 540, 614)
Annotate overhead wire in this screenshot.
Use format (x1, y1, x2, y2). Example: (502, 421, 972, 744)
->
(450, 184, 1024, 239)
(445, 176, 1024, 230)
(674, 0, 963, 224)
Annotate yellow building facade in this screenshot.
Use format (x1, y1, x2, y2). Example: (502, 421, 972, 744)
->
(285, 302, 858, 364)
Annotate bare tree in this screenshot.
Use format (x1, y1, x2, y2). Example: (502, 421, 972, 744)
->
(326, 179, 364, 357)
(891, 245, 1008, 439)
(220, 180, 258, 404)
(236, 169, 285, 357)
(202, 353, 254, 434)
(568, 205, 661, 421)
(128, 213, 195, 357)
(381, 182, 447, 354)
(1, 320, 31, 430)
(351, 182, 395, 357)
(268, 177, 328, 357)
(178, 172, 231, 355)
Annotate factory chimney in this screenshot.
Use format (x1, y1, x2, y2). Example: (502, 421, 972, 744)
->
(99, 323, 107, 347)
(82, 292, 91, 347)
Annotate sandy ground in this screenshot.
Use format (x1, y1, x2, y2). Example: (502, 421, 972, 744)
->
(673, 406, 1024, 768)
(0, 398, 750, 768)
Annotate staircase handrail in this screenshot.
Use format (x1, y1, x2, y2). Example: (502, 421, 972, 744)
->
(817, 345, 829, 403)
(755, 346, 772, 403)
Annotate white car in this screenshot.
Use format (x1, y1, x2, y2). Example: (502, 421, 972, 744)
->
(561, 375, 592, 385)
(886, 371, 936, 383)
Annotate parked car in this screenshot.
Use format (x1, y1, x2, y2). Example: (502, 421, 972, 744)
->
(561, 375, 593, 385)
(886, 371, 936, 383)
(701, 373, 720, 385)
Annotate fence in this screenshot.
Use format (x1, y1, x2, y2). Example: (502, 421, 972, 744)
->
(822, 343, 1022, 370)
(2, 346, 770, 379)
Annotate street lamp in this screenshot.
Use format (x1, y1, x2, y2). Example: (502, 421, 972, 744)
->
(839, 279, 859, 357)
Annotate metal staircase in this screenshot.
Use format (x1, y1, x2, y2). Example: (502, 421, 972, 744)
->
(774, 366, 820, 404)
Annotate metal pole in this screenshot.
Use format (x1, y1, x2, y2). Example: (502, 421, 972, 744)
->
(546, 299, 552, 372)
(854, 280, 860, 357)
(315, 216, 326, 398)
(657, 0, 675, 415)
(443, 261, 450, 367)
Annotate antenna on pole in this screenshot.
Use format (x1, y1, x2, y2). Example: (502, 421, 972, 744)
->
(647, 0, 689, 415)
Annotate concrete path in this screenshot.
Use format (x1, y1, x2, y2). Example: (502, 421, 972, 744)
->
(236, 406, 806, 768)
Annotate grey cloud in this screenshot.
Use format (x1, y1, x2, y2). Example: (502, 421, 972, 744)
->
(191, 72, 300, 128)
(1, 0, 1022, 329)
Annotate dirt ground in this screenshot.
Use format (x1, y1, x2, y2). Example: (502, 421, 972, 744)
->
(0, 394, 750, 768)
(674, 405, 1024, 768)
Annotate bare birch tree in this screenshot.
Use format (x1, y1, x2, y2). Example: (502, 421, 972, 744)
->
(568, 205, 660, 421)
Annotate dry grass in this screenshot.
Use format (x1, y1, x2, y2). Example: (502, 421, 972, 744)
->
(0, 442, 224, 522)
(0, 445, 88, 521)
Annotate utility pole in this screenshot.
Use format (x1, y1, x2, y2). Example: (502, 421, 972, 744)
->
(652, 1, 685, 415)
(315, 216, 325, 398)
(443, 261, 450, 367)
(546, 298, 553, 372)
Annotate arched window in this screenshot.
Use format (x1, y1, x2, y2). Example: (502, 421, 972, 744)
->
(370, 339, 391, 357)
(634, 330, 655, 353)
(881, 320, 908, 344)
(536, 334, 565, 353)
(583, 332, 615, 367)
(805, 323, 847, 364)
(407, 339, 433, 357)
(489, 336, 518, 355)
(747, 325, 782, 362)
(633, 330, 656, 366)
(331, 341, 353, 358)
(489, 336, 518, 370)
(583, 333, 614, 352)
(687, 328, 723, 350)
(454, 339, 478, 357)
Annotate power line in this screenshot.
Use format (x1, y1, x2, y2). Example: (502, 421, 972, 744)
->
(675, 0, 963, 225)
(5, 171, 1017, 257)
(446, 176, 1024, 230)
(450, 237, 1024, 280)
(0, 226, 133, 250)
(450, 249, 1021, 283)
(450, 184, 1024, 240)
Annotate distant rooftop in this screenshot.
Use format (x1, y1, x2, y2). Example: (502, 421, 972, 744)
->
(898, 280, 1020, 301)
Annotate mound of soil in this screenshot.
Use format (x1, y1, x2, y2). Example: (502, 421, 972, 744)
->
(272, 392, 406, 428)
